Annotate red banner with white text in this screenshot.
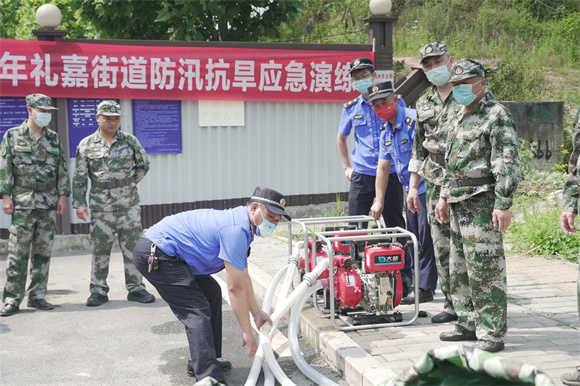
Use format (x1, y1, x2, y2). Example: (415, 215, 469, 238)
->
(0, 39, 372, 102)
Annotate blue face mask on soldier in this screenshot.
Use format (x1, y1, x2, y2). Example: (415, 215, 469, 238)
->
(452, 80, 483, 106)
(426, 60, 451, 86)
(254, 206, 277, 237)
(32, 110, 52, 127)
(352, 78, 374, 94)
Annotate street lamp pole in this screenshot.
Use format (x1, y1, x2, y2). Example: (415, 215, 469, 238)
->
(31, 4, 69, 41)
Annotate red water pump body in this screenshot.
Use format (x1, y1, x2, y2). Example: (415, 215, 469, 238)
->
(364, 245, 404, 308)
(333, 255, 362, 308)
(301, 240, 330, 279)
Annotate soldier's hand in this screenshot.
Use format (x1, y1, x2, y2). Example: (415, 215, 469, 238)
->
(370, 201, 384, 221)
(560, 211, 577, 236)
(435, 198, 449, 224)
(2, 195, 13, 215)
(344, 167, 353, 181)
(57, 195, 67, 215)
(407, 188, 420, 214)
(241, 330, 258, 358)
(76, 207, 89, 221)
(492, 209, 511, 232)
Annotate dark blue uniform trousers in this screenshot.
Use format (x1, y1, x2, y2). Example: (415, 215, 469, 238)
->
(405, 192, 438, 290)
(348, 171, 412, 279)
(133, 237, 225, 382)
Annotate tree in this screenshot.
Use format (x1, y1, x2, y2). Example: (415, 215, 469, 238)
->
(69, 0, 302, 41)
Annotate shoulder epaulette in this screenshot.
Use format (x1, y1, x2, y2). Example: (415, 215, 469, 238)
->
(343, 97, 359, 109)
(405, 117, 415, 126)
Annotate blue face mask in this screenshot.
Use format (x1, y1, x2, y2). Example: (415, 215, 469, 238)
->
(426, 59, 451, 86)
(352, 78, 373, 94)
(452, 80, 483, 106)
(254, 207, 276, 237)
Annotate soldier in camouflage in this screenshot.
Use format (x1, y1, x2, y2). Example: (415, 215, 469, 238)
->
(0, 94, 70, 317)
(73, 100, 155, 307)
(434, 59, 520, 353)
(408, 42, 460, 320)
(559, 106, 580, 386)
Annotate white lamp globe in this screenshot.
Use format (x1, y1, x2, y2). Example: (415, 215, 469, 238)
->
(36, 4, 62, 28)
(369, 0, 393, 15)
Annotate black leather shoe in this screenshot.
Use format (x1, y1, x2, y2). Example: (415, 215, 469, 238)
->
(474, 340, 505, 353)
(431, 311, 458, 323)
(401, 289, 434, 305)
(28, 298, 54, 310)
(440, 330, 477, 341)
(127, 289, 155, 303)
(86, 293, 109, 307)
(187, 359, 232, 377)
(0, 304, 19, 317)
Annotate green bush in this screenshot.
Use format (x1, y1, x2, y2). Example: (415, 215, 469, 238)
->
(507, 202, 579, 263)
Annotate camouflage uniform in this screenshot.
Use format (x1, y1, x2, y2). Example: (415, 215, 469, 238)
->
(0, 95, 70, 306)
(562, 107, 580, 316)
(72, 102, 150, 296)
(410, 84, 460, 314)
(441, 60, 520, 344)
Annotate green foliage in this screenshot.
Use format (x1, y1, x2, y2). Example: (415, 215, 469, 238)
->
(517, 138, 536, 181)
(507, 202, 579, 263)
(323, 194, 347, 218)
(553, 129, 573, 173)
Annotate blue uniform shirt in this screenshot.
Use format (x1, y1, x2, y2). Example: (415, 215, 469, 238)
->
(379, 105, 426, 194)
(338, 94, 399, 176)
(145, 206, 253, 276)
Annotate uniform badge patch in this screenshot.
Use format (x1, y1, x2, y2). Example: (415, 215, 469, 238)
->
(455, 66, 464, 75)
(280, 198, 286, 207)
(354, 59, 360, 66)
(380, 123, 386, 130)
(372, 86, 379, 93)
(385, 141, 392, 146)
(401, 139, 408, 144)
(353, 115, 363, 119)
(425, 46, 433, 53)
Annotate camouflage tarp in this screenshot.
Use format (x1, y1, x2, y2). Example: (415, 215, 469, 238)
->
(382, 344, 554, 386)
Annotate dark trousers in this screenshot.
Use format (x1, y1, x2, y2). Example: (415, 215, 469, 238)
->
(348, 171, 411, 279)
(133, 237, 224, 382)
(405, 192, 438, 290)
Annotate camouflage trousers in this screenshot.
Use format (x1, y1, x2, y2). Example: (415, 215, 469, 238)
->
(89, 206, 145, 295)
(2, 209, 56, 306)
(425, 182, 454, 314)
(448, 191, 507, 343)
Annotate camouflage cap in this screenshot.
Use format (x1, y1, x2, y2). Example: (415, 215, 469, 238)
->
(26, 93, 58, 110)
(349, 57, 374, 74)
(419, 41, 449, 63)
(97, 100, 121, 116)
(367, 81, 394, 102)
(449, 59, 486, 82)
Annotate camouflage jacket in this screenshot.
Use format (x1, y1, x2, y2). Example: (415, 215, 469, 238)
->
(0, 120, 70, 210)
(562, 107, 580, 213)
(72, 129, 149, 212)
(441, 91, 520, 209)
(409, 86, 460, 186)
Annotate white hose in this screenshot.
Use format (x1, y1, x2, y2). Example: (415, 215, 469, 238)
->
(289, 282, 339, 386)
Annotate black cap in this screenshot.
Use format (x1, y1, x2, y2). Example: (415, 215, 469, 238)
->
(250, 186, 291, 220)
(367, 81, 394, 102)
(349, 57, 374, 74)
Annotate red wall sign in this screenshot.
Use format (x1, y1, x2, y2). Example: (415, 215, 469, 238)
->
(0, 39, 372, 102)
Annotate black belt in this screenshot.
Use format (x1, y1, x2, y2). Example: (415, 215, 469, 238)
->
(91, 176, 135, 189)
(448, 177, 495, 188)
(429, 153, 445, 165)
(14, 177, 56, 191)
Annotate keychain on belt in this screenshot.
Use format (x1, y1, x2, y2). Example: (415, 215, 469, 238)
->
(148, 243, 159, 272)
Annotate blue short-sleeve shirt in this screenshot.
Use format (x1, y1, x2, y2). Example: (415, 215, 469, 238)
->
(338, 94, 398, 176)
(379, 106, 426, 194)
(144, 206, 253, 276)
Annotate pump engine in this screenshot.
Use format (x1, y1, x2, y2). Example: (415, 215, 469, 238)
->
(299, 227, 407, 324)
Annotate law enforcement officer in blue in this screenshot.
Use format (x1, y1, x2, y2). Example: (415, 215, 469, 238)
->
(132, 186, 290, 385)
(337, 57, 406, 231)
(369, 81, 438, 304)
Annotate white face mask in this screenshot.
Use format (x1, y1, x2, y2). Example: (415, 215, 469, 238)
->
(32, 110, 52, 127)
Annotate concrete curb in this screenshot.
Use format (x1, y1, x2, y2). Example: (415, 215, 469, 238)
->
(246, 259, 395, 385)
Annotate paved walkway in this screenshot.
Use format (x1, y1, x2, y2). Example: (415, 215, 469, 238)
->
(248, 226, 579, 386)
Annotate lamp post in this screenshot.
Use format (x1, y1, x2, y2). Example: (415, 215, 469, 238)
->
(31, 4, 69, 41)
(364, 0, 397, 81)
